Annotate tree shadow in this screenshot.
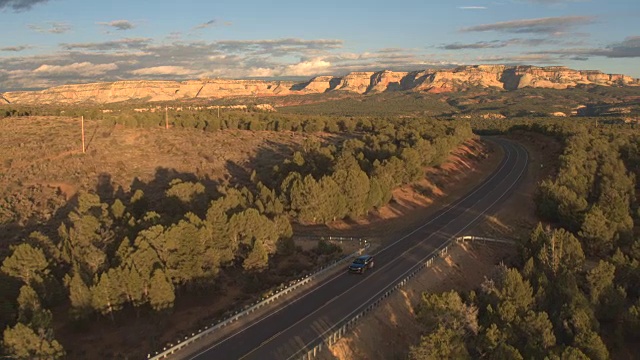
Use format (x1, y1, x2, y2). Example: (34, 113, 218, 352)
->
(412, 183, 435, 198)
(227, 139, 302, 189)
(224, 160, 251, 187)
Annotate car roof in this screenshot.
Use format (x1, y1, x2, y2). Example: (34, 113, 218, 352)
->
(356, 254, 373, 260)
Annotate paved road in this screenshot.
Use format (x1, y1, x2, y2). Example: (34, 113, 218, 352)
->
(191, 138, 528, 360)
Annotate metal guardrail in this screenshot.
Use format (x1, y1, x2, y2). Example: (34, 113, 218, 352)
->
(295, 235, 514, 360)
(148, 238, 369, 360)
(456, 235, 516, 245)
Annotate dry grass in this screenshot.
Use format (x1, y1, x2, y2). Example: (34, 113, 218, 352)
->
(0, 116, 339, 359)
(0, 116, 329, 243)
(0, 116, 524, 359)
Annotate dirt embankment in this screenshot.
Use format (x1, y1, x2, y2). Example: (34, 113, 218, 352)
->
(317, 133, 561, 360)
(320, 243, 515, 360)
(295, 136, 503, 241)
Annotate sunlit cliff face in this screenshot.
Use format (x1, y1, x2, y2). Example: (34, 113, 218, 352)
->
(2, 65, 638, 105)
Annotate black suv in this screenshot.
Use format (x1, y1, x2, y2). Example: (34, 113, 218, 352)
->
(348, 255, 374, 274)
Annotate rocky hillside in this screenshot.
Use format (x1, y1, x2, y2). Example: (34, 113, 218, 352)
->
(2, 65, 638, 105)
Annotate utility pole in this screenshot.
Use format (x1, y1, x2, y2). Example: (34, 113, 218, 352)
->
(165, 106, 169, 129)
(217, 105, 220, 118)
(81, 115, 85, 153)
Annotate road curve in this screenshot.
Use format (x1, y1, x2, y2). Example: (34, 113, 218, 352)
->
(190, 137, 529, 360)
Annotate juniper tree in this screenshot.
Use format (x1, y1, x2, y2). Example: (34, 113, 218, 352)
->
(90, 270, 125, 321)
(579, 206, 615, 256)
(1, 243, 49, 285)
(3, 322, 65, 360)
(16, 285, 53, 333)
(66, 271, 92, 320)
(148, 269, 175, 312)
(243, 240, 269, 271)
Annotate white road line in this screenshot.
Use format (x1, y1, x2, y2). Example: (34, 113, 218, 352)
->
(238, 142, 526, 360)
(285, 141, 528, 360)
(190, 139, 515, 359)
(374, 138, 513, 254)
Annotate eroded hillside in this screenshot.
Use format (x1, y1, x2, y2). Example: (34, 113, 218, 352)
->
(2, 65, 638, 105)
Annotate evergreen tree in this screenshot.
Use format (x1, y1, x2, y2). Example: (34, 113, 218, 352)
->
(2, 323, 65, 360)
(26, 232, 61, 263)
(579, 206, 615, 256)
(1, 243, 50, 285)
(535, 228, 585, 276)
(16, 285, 52, 332)
(331, 157, 371, 219)
(110, 198, 126, 219)
(243, 240, 269, 271)
(559, 346, 590, 360)
(517, 310, 556, 358)
(66, 271, 93, 320)
(573, 330, 609, 360)
(90, 270, 125, 321)
(120, 265, 146, 310)
(482, 267, 534, 324)
(148, 269, 175, 311)
(409, 324, 470, 360)
(585, 260, 615, 304)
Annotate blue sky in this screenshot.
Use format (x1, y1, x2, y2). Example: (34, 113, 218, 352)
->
(0, 0, 639, 90)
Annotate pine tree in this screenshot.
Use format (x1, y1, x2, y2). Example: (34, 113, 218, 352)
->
(67, 271, 92, 320)
(110, 198, 126, 219)
(485, 268, 534, 324)
(148, 269, 175, 311)
(536, 228, 585, 276)
(120, 265, 146, 311)
(1, 243, 50, 285)
(243, 240, 269, 271)
(90, 271, 124, 321)
(559, 347, 590, 360)
(409, 324, 470, 360)
(315, 176, 347, 223)
(585, 260, 615, 304)
(16, 285, 52, 332)
(517, 310, 556, 358)
(579, 206, 615, 256)
(573, 330, 609, 360)
(331, 156, 371, 219)
(3, 322, 65, 360)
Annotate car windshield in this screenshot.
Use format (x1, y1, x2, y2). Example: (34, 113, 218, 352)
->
(353, 258, 366, 264)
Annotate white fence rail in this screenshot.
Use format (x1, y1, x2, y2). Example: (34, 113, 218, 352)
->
(148, 237, 369, 360)
(295, 235, 514, 360)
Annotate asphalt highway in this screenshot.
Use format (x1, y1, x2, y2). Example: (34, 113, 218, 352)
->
(191, 138, 529, 360)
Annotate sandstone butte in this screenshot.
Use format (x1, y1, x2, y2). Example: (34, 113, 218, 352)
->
(1, 65, 638, 105)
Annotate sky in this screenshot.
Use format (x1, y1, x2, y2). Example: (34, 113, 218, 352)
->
(0, 0, 639, 91)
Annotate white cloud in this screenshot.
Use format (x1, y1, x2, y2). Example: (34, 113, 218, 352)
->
(33, 62, 118, 76)
(284, 59, 332, 76)
(247, 67, 276, 77)
(130, 66, 197, 76)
